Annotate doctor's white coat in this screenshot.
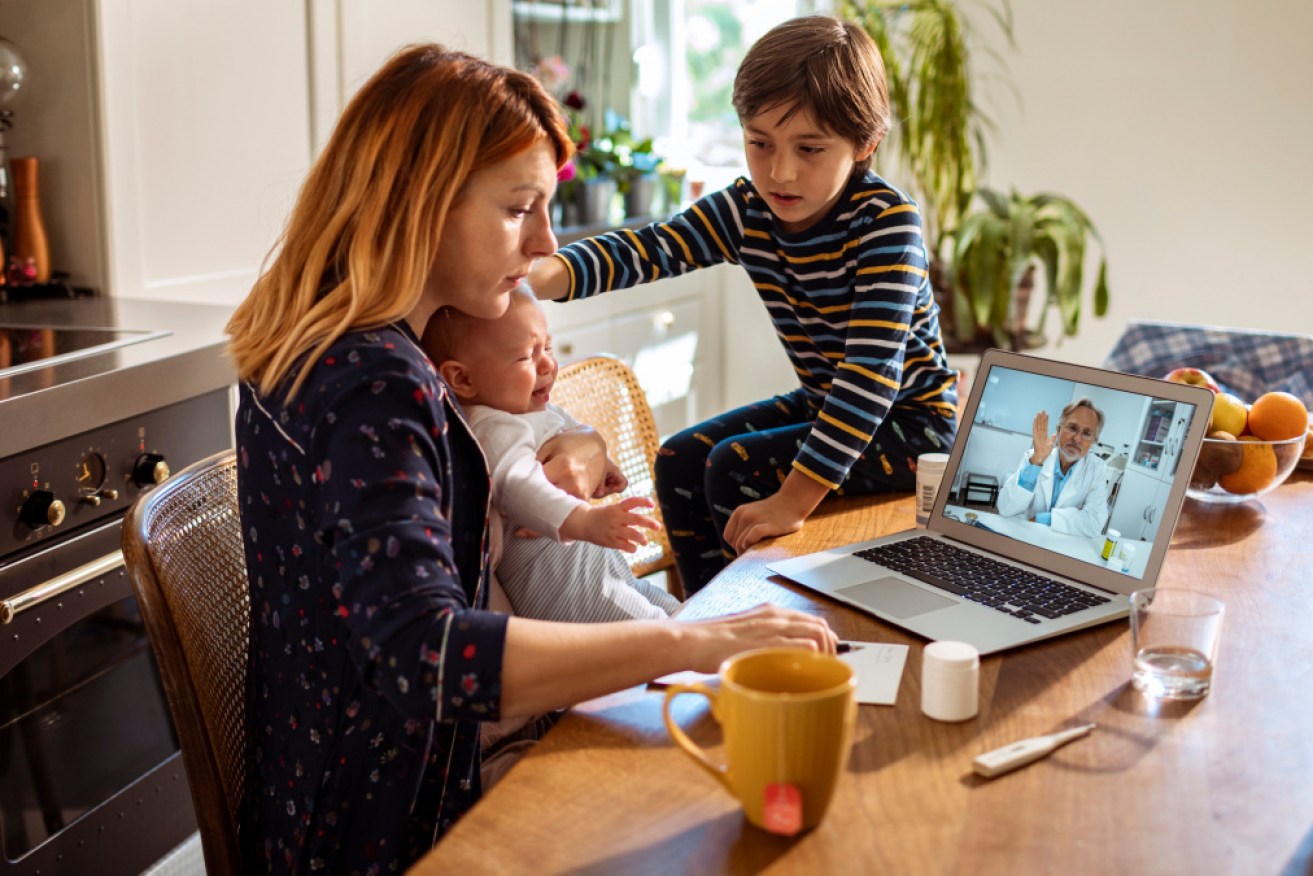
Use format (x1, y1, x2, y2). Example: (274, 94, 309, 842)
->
(996, 448, 1110, 538)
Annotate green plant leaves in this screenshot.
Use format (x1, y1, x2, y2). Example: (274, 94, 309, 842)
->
(941, 187, 1107, 345)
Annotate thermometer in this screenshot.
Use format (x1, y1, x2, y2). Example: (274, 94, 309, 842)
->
(973, 723, 1095, 778)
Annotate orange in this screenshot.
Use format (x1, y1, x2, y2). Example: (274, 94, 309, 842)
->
(1217, 436, 1278, 495)
(1247, 391, 1309, 441)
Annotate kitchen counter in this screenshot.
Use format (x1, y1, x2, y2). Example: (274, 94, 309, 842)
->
(0, 296, 236, 457)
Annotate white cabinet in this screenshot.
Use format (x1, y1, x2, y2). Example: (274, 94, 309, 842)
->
(5, 1, 507, 306)
(1109, 466, 1168, 542)
(95, 0, 313, 306)
(545, 267, 727, 438)
(309, 0, 513, 151)
(1112, 399, 1191, 542)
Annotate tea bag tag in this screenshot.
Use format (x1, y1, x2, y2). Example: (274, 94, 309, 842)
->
(762, 782, 802, 835)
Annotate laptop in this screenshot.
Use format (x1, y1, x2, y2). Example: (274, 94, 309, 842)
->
(769, 349, 1216, 655)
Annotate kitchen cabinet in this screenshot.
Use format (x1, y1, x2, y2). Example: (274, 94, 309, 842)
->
(545, 267, 726, 438)
(4, 0, 510, 306)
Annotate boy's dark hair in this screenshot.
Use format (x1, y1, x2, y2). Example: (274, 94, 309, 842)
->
(733, 15, 890, 174)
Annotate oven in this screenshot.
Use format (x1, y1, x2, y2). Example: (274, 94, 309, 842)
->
(0, 296, 235, 875)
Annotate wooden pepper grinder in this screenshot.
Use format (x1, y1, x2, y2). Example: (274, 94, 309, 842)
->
(11, 155, 50, 283)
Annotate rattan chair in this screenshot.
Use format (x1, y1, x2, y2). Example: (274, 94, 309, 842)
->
(121, 449, 247, 875)
(552, 354, 684, 600)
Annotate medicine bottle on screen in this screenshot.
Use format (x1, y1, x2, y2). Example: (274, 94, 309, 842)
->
(1119, 542, 1138, 574)
(1101, 528, 1120, 562)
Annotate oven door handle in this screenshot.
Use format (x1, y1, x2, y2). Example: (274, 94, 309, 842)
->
(0, 549, 125, 624)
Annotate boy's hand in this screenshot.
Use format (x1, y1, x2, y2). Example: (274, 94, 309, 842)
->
(560, 496, 660, 552)
(722, 471, 828, 554)
(722, 494, 807, 554)
(527, 255, 569, 301)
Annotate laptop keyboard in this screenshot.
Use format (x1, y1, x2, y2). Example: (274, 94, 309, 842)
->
(853, 537, 1112, 625)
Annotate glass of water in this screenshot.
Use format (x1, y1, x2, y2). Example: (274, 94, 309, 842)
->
(1129, 588, 1225, 700)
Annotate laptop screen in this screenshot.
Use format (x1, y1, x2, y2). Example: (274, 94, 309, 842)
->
(935, 362, 1209, 583)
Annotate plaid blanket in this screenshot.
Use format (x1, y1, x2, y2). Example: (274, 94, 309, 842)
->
(1103, 320, 1313, 407)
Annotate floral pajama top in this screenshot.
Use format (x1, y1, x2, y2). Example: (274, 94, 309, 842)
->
(234, 321, 506, 873)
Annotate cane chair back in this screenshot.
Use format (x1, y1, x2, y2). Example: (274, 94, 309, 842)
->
(552, 355, 683, 599)
(121, 449, 247, 875)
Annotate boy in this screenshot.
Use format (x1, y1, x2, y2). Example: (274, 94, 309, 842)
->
(423, 287, 680, 622)
(529, 14, 959, 592)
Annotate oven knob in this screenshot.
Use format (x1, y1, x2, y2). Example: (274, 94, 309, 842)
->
(133, 453, 171, 486)
(20, 490, 66, 529)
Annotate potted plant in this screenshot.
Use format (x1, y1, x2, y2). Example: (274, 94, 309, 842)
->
(838, 0, 1013, 258)
(605, 127, 663, 218)
(939, 188, 1109, 350)
(837, 0, 1109, 351)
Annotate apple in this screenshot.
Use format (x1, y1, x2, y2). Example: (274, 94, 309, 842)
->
(1163, 366, 1220, 394)
(1210, 392, 1248, 436)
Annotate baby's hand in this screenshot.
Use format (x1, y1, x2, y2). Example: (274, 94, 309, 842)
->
(560, 497, 660, 552)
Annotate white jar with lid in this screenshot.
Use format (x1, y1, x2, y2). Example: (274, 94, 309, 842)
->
(921, 640, 979, 722)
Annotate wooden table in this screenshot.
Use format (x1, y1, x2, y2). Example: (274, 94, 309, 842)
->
(416, 470, 1313, 875)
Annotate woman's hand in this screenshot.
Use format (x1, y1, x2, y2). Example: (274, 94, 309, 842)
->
(680, 604, 838, 672)
(596, 457, 628, 499)
(1030, 410, 1056, 465)
(538, 427, 610, 500)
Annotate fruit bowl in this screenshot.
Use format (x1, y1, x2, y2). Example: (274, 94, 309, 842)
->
(1186, 434, 1306, 504)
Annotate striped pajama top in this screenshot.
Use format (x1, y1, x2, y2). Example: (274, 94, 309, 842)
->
(552, 170, 959, 490)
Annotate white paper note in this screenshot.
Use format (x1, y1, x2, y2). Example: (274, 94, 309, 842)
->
(839, 641, 909, 706)
(650, 640, 908, 706)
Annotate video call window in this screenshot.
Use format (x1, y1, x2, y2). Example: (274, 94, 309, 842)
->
(941, 367, 1203, 580)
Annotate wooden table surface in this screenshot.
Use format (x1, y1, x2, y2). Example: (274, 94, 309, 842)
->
(415, 470, 1313, 875)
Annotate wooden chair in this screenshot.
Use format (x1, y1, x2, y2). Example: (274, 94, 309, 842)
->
(552, 354, 684, 600)
(121, 449, 247, 875)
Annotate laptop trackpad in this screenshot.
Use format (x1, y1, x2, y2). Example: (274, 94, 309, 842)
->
(837, 577, 956, 619)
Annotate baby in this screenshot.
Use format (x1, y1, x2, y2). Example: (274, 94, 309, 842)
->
(422, 286, 680, 622)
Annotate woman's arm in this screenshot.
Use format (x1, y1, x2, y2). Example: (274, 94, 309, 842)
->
(498, 603, 838, 718)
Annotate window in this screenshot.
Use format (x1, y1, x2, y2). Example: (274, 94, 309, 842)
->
(633, 0, 820, 193)
(513, 1, 821, 198)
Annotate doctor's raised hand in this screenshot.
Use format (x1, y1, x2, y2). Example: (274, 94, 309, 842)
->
(1030, 411, 1057, 465)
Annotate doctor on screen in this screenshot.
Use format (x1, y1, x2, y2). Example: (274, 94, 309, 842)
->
(997, 398, 1110, 537)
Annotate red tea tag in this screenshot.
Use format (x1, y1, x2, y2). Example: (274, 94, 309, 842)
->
(762, 782, 803, 836)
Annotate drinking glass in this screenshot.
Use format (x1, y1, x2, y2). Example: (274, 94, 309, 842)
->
(1129, 588, 1224, 700)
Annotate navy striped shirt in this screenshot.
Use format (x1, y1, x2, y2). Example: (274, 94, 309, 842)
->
(553, 170, 958, 489)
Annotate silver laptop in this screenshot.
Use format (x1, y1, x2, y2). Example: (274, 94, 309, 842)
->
(769, 349, 1216, 655)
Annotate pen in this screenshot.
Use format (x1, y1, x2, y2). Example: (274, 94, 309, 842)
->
(837, 642, 861, 654)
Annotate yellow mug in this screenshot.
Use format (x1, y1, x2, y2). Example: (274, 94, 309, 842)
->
(662, 647, 857, 834)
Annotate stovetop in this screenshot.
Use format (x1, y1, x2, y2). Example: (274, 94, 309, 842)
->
(0, 297, 236, 459)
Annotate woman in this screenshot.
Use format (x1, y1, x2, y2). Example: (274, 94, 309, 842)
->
(225, 44, 836, 872)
